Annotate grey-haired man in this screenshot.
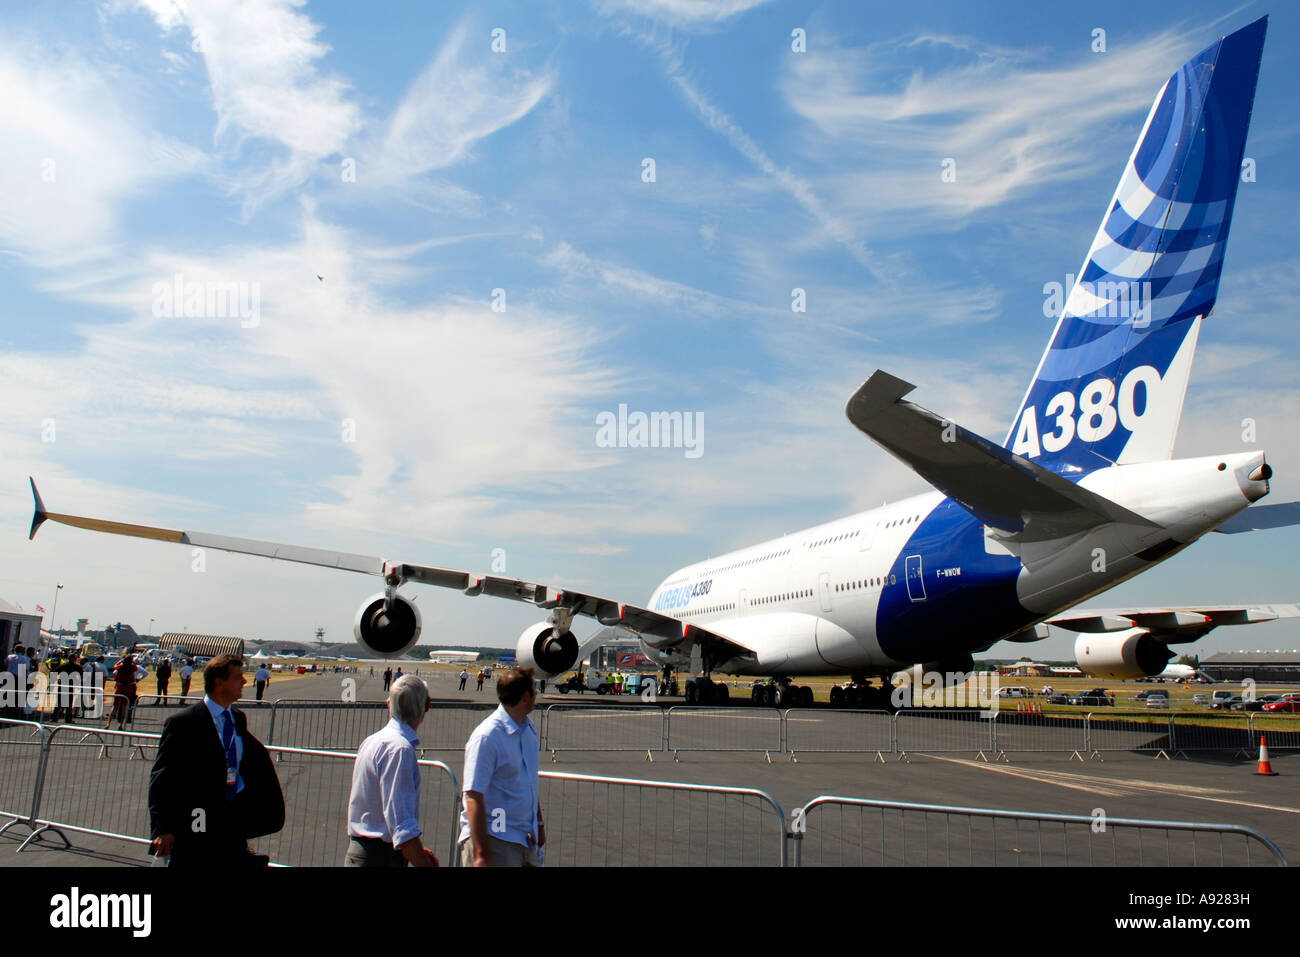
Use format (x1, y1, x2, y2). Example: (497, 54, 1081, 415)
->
(345, 674, 440, 867)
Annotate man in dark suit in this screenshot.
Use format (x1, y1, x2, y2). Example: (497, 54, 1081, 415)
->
(148, 654, 284, 867)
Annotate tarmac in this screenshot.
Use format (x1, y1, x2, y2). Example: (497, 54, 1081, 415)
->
(4, 669, 1297, 866)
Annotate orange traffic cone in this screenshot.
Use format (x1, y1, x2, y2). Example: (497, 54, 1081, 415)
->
(1256, 736, 1278, 776)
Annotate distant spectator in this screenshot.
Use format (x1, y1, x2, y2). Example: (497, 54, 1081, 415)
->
(255, 664, 270, 701)
(106, 655, 138, 730)
(156, 658, 172, 706)
(4, 645, 24, 718)
(180, 660, 194, 698)
(475, 670, 485, 692)
(458, 669, 469, 691)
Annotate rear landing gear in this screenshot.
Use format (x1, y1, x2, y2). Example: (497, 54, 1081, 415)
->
(684, 677, 729, 705)
(751, 678, 812, 708)
(831, 676, 899, 711)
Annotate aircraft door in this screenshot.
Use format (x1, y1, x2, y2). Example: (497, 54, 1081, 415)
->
(859, 522, 875, 551)
(818, 572, 832, 612)
(905, 555, 927, 602)
(738, 588, 749, 613)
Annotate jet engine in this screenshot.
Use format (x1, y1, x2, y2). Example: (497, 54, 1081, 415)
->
(517, 621, 579, 678)
(1074, 629, 1174, 680)
(354, 593, 422, 659)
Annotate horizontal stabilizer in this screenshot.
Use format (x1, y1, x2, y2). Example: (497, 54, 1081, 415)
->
(1214, 502, 1300, 534)
(845, 372, 1156, 542)
(1050, 603, 1300, 640)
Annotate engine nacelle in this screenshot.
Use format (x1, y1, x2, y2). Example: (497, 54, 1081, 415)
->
(517, 621, 579, 678)
(1074, 629, 1174, 680)
(914, 653, 976, 679)
(354, 593, 422, 659)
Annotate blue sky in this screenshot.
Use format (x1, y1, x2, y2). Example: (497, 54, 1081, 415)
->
(3, 0, 1298, 660)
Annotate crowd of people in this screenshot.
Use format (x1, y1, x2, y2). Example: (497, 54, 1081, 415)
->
(139, 655, 544, 868)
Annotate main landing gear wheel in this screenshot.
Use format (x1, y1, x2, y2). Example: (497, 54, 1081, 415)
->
(829, 686, 844, 707)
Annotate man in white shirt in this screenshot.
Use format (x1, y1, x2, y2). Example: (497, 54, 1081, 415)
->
(345, 675, 439, 867)
(459, 668, 544, 866)
(179, 660, 194, 698)
(254, 664, 270, 701)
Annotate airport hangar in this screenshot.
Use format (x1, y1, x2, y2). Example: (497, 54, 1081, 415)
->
(1201, 650, 1300, 684)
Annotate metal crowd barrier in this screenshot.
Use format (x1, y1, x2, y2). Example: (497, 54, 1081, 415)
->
(539, 770, 787, 866)
(252, 746, 461, 867)
(11, 699, 1298, 764)
(5, 724, 464, 866)
(1085, 711, 1176, 758)
(895, 709, 995, 758)
(1249, 714, 1300, 753)
(790, 796, 1288, 866)
(990, 712, 1087, 759)
(543, 706, 665, 760)
(265, 699, 495, 752)
(0, 719, 47, 843)
(1170, 712, 1254, 758)
(4, 716, 1291, 866)
(782, 709, 893, 760)
(29, 724, 158, 852)
(665, 707, 783, 759)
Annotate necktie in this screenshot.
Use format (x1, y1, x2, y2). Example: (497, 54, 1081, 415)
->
(221, 710, 237, 803)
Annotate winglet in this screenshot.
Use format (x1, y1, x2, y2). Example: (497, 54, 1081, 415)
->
(29, 478, 47, 541)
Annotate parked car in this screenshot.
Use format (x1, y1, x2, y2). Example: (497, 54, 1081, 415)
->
(1211, 696, 1245, 710)
(1237, 694, 1283, 712)
(995, 686, 1032, 698)
(1068, 689, 1114, 706)
(1134, 689, 1169, 701)
(1263, 698, 1300, 713)
(1144, 696, 1170, 709)
(1045, 693, 1070, 705)
(1191, 693, 1209, 705)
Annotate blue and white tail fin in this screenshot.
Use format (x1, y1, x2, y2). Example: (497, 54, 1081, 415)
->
(1007, 17, 1266, 473)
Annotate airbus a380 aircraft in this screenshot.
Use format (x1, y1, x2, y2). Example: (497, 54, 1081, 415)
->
(26, 17, 1300, 709)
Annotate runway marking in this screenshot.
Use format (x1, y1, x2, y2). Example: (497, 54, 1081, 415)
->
(919, 754, 1300, 815)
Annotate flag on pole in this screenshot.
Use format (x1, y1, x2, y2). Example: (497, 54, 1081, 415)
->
(36, 604, 45, 613)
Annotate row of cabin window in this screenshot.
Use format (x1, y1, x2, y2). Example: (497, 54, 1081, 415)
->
(836, 576, 894, 592)
(682, 603, 735, 617)
(808, 515, 921, 549)
(699, 548, 792, 578)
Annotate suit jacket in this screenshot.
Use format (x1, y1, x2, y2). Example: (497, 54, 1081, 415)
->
(149, 701, 285, 865)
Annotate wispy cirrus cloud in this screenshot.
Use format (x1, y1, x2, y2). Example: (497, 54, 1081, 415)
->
(593, 0, 773, 29)
(779, 28, 1201, 227)
(0, 39, 205, 264)
(133, 0, 363, 210)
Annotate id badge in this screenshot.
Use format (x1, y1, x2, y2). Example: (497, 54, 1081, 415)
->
(226, 768, 237, 786)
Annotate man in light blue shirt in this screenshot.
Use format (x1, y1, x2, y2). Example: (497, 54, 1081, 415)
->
(346, 674, 439, 867)
(459, 667, 544, 867)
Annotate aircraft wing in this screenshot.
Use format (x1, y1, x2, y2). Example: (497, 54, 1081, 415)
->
(1047, 603, 1300, 641)
(27, 479, 758, 665)
(845, 371, 1157, 542)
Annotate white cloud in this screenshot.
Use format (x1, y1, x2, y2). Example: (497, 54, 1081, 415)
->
(373, 20, 551, 184)
(0, 40, 205, 263)
(595, 0, 773, 28)
(543, 241, 758, 319)
(134, 0, 363, 207)
(779, 29, 1201, 226)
